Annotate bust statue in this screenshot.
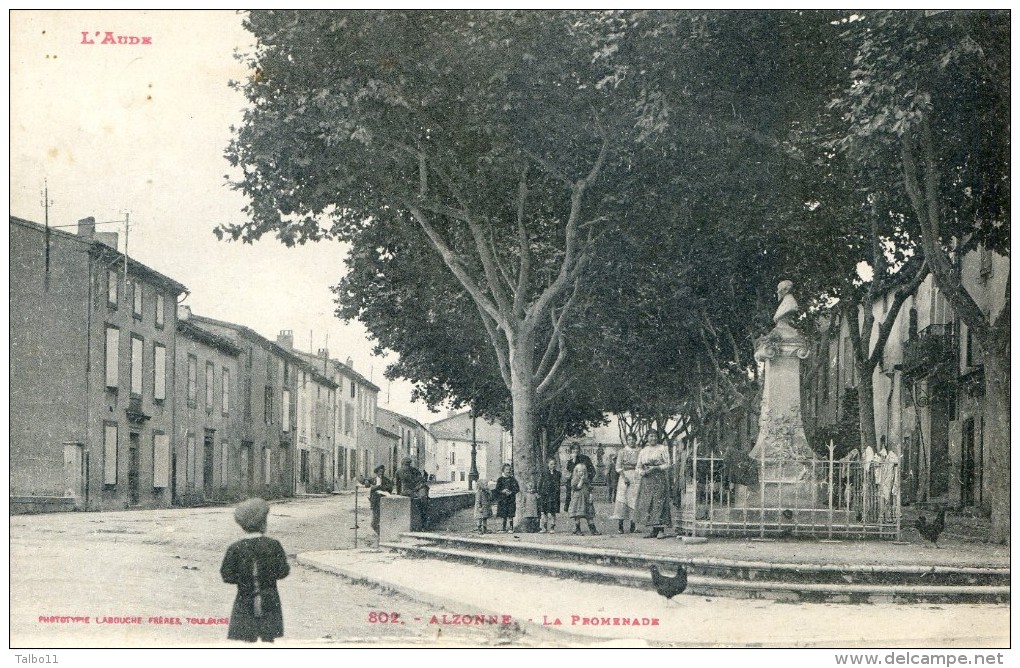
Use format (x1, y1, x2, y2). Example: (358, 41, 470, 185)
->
(773, 280, 799, 333)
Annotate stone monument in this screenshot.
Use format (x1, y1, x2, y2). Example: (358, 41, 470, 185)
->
(749, 280, 818, 507)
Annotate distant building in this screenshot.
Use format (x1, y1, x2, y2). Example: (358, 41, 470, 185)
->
(173, 313, 242, 505)
(429, 412, 510, 484)
(292, 347, 380, 488)
(10, 215, 186, 512)
(377, 407, 433, 476)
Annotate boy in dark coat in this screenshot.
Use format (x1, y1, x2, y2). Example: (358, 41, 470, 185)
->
(221, 498, 290, 643)
(493, 463, 520, 532)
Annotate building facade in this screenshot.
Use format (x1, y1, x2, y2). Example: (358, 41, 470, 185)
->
(173, 315, 242, 506)
(11, 215, 186, 511)
(803, 246, 1008, 511)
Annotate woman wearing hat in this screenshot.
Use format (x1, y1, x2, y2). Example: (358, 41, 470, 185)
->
(221, 498, 290, 642)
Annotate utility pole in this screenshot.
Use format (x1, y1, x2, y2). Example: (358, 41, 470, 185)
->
(40, 179, 53, 276)
(123, 212, 130, 293)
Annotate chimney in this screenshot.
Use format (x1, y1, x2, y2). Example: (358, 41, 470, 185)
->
(95, 231, 118, 250)
(318, 348, 329, 360)
(345, 356, 353, 369)
(278, 330, 294, 350)
(178, 304, 192, 321)
(77, 216, 96, 239)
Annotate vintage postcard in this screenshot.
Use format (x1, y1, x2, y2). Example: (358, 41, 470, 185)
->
(8, 9, 1010, 660)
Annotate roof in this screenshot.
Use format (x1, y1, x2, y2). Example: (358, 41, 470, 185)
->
(293, 349, 380, 392)
(177, 320, 243, 357)
(11, 215, 188, 295)
(376, 425, 400, 440)
(189, 313, 337, 389)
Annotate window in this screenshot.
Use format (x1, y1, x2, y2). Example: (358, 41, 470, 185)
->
(450, 451, 456, 465)
(965, 327, 982, 368)
(450, 470, 456, 481)
(155, 293, 165, 328)
(103, 422, 118, 485)
(187, 355, 198, 407)
(222, 368, 230, 415)
(460, 471, 465, 482)
(221, 441, 229, 486)
(300, 450, 309, 483)
(283, 361, 291, 386)
(132, 281, 142, 318)
(153, 344, 166, 401)
(351, 382, 356, 399)
(344, 404, 354, 435)
(980, 247, 993, 278)
(130, 335, 143, 396)
(205, 362, 214, 412)
(265, 386, 274, 424)
(107, 270, 118, 307)
(244, 376, 252, 420)
(105, 326, 120, 388)
(282, 389, 291, 431)
(153, 433, 170, 488)
(264, 447, 272, 483)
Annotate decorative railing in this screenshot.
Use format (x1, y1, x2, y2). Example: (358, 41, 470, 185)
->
(678, 448, 901, 540)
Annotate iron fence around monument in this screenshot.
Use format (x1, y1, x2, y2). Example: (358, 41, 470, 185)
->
(677, 449, 901, 540)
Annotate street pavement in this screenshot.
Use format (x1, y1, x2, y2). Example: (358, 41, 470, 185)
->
(296, 497, 1010, 647)
(10, 494, 511, 647)
(298, 548, 1009, 647)
(10, 495, 1010, 648)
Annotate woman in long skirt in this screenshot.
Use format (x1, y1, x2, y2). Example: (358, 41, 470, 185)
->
(611, 434, 642, 533)
(635, 432, 672, 538)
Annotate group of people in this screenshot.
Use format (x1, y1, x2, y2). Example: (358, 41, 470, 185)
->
(840, 437, 900, 522)
(473, 432, 678, 539)
(366, 457, 431, 535)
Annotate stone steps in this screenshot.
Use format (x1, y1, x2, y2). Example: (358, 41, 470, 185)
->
(382, 533, 1009, 604)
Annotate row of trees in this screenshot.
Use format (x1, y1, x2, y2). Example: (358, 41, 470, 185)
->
(219, 10, 1009, 542)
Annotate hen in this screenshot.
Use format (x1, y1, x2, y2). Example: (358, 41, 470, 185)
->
(915, 508, 947, 548)
(650, 565, 688, 601)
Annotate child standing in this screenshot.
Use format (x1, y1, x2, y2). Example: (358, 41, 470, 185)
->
(474, 480, 492, 533)
(538, 457, 562, 533)
(221, 498, 290, 643)
(494, 463, 521, 532)
(568, 460, 601, 535)
(522, 483, 541, 533)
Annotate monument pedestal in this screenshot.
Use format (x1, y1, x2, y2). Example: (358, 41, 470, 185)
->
(749, 321, 819, 509)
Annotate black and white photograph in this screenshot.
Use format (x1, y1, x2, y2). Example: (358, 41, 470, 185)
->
(8, 9, 1011, 658)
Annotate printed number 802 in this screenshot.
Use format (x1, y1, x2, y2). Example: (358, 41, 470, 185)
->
(367, 611, 401, 624)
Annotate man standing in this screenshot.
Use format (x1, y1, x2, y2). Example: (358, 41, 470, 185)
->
(367, 464, 393, 536)
(395, 457, 429, 530)
(563, 444, 595, 512)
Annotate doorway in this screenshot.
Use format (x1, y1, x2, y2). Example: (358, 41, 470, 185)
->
(961, 418, 976, 506)
(203, 431, 215, 499)
(63, 442, 84, 507)
(128, 433, 140, 505)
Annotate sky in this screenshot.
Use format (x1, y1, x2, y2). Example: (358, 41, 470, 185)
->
(9, 10, 440, 422)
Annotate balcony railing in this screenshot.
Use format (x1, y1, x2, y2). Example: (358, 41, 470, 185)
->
(902, 323, 956, 380)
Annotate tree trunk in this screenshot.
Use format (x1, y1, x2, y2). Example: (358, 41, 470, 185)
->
(984, 321, 1010, 544)
(856, 367, 878, 454)
(509, 338, 538, 491)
